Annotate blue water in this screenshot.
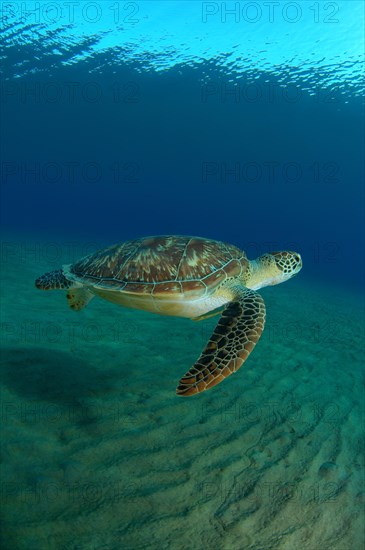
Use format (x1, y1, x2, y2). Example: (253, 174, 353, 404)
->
(1, 2, 364, 549)
(2, 0, 364, 287)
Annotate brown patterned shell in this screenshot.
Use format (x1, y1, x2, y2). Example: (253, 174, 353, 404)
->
(70, 236, 248, 296)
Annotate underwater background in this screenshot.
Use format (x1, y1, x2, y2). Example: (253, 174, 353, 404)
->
(1, 1, 364, 549)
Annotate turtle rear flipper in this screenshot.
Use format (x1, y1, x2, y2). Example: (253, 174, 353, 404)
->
(66, 288, 94, 311)
(176, 288, 266, 396)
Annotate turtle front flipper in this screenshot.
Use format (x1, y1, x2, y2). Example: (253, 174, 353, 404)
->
(176, 289, 266, 396)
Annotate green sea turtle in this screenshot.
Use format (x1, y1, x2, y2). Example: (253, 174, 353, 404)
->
(35, 236, 302, 396)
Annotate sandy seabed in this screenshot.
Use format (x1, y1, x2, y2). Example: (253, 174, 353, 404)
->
(1, 242, 364, 550)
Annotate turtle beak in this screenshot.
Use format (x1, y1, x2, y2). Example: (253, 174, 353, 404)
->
(293, 254, 303, 275)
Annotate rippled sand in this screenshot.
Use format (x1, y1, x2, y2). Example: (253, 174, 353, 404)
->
(1, 244, 364, 549)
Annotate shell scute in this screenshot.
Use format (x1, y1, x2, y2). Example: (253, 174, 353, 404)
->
(123, 282, 153, 295)
(154, 282, 183, 294)
(181, 279, 207, 296)
(223, 258, 244, 277)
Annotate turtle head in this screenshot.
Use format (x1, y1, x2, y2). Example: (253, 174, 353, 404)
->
(248, 251, 302, 290)
(270, 251, 303, 279)
(35, 269, 73, 290)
